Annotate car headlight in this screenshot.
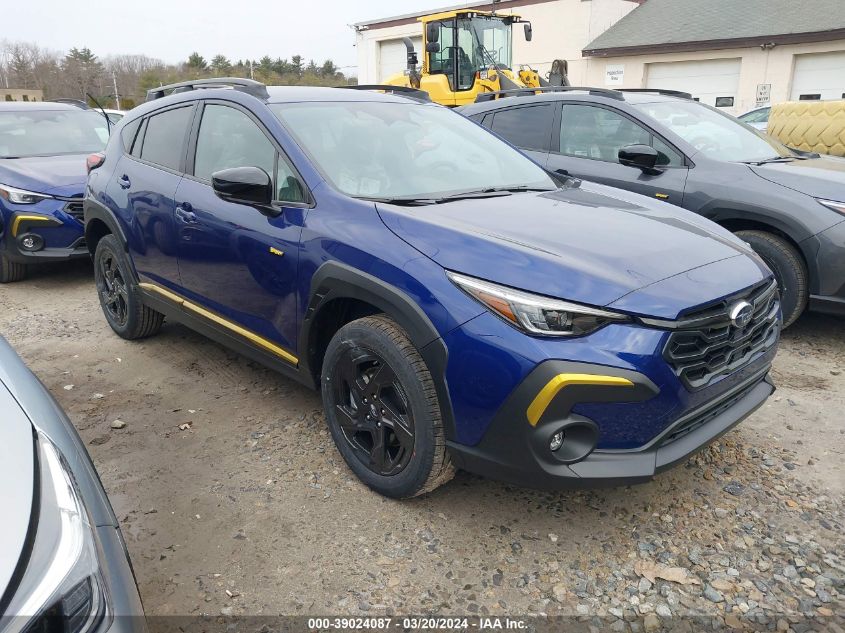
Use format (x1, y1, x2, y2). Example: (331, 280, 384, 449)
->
(3, 434, 107, 633)
(818, 198, 845, 216)
(448, 271, 629, 336)
(0, 184, 52, 205)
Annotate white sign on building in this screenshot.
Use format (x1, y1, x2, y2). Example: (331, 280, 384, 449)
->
(605, 64, 625, 86)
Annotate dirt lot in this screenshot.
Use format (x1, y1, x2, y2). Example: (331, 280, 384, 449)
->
(1, 260, 843, 628)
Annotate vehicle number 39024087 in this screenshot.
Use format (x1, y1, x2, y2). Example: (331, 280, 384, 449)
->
(307, 617, 471, 630)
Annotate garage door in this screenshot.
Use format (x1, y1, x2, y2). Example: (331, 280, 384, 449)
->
(646, 58, 741, 110)
(790, 51, 845, 101)
(377, 37, 422, 82)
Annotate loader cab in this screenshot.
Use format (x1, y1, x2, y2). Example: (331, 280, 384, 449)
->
(417, 10, 529, 106)
(425, 13, 514, 91)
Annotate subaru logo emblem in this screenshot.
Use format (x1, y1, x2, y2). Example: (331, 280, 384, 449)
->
(729, 301, 754, 328)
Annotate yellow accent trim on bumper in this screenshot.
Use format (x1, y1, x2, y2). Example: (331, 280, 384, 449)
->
(11, 214, 55, 237)
(526, 374, 634, 426)
(138, 282, 298, 366)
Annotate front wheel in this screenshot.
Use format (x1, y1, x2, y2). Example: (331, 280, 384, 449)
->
(321, 315, 455, 498)
(735, 230, 807, 327)
(0, 253, 27, 283)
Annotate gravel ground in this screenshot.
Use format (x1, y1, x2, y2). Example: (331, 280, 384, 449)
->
(1, 260, 843, 631)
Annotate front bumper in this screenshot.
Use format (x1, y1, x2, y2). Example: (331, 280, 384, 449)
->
(447, 362, 774, 490)
(1, 207, 87, 264)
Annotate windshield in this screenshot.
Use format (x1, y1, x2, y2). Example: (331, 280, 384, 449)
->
(0, 109, 109, 158)
(271, 101, 554, 200)
(633, 101, 791, 162)
(461, 16, 512, 70)
(429, 16, 514, 91)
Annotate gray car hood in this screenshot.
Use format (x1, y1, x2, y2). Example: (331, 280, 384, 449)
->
(750, 155, 845, 201)
(0, 382, 35, 603)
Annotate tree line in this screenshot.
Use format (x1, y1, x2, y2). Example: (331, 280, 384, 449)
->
(1, 41, 355, 110)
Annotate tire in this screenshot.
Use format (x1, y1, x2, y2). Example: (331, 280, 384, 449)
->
(321, 315, 455, 498)
(0, 253, 26, 283)
(94, 234, 164, 339)
(735, 230, 807, 327)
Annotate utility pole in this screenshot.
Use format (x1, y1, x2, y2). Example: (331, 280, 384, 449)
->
(112, 71, 121, 110)
(249, 60, 254, 80)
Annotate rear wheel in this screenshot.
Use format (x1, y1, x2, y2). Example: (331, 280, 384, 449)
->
(94, 234, 164, 339)
(321, 315, 455, 498)
(0, 253, 27, 283)
(735, 230, 807, 327)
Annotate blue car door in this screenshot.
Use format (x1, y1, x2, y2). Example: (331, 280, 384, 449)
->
(173, 101, 308, 360)
(546, 103, 689, 206)
(107, 103, 195, 289)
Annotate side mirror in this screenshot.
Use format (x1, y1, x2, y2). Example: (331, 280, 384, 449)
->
(618, 144, 661, 174)
(524, 23, 533, 42)
(426, 23, 439, 44)
(211, 166, 277, 213)
(426, 42, 441, 53)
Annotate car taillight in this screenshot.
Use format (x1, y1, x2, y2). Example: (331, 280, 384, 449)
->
(86, 153, 105, 173)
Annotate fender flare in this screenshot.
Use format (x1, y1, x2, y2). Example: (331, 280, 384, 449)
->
(300, 261, 457, 441)
(83, 198, 139, 283)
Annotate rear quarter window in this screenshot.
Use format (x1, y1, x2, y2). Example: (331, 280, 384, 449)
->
(120, 117, 142, 153)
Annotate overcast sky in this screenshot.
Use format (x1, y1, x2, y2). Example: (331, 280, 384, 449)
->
(10, 0, 459, 74)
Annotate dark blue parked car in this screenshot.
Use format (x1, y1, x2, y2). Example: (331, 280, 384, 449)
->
(84, 79, 779, 498)
(0, 102, 109, 282)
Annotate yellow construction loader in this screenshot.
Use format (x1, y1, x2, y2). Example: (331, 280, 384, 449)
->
(381, 9, 568, 107)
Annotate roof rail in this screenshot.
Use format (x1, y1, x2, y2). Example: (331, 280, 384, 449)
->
(49, 98, 90, 109)
(145, 77, 269, 102)
(336, 84, 432, 103)
(474, 85, 624, 103)
(617, 88, 692, 100)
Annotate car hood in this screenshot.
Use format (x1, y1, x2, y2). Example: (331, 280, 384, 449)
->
(0, 154, 89, 197)
(377, 182, 760, 316)
(750, 155, 845, 201)
(0, 382, 36, 602)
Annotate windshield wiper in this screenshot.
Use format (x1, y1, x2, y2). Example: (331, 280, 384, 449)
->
(360, 187, 555, 206)
(742, 156, 795, 166)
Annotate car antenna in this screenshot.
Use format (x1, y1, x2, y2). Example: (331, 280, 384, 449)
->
(86, 92, 112, 134)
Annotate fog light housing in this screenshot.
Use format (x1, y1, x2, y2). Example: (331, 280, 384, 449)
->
(19, 232, 44, 252)
(549, 430, 564, 452)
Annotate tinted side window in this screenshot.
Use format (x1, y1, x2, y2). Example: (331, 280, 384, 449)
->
(194, 105, 274, 182)
(558, 104, 682, 167)
(120, 117, 142, 153)
(139, 106, 193, 171)
(490, 105, 554, 151)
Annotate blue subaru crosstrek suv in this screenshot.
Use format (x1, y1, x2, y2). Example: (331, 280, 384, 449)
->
(83, 79, 780, 498)
(0, 101, 109, 282)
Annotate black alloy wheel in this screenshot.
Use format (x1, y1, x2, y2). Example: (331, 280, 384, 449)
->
(331, 348, 415, 476)
(321, 315, 455, 498)
(98, 251, 129, 327)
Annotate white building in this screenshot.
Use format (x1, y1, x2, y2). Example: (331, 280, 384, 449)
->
(353, 0, 642, 86)
(581, 0, 845, 113)
(353, 0, 845, 114)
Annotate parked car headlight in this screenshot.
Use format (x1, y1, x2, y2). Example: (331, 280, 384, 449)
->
(0, 184, 52, 205)
(817, 198, 845, 216)
(3, 434, 107, 633)
(448, 272, 629, 336)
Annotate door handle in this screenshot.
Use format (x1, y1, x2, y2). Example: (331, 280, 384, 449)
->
(175, 204, 196, 223)
(118, 174, 131, 189)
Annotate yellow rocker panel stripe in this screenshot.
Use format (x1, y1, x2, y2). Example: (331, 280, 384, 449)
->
(526, 373, 634, 426)
(12, 215, 56, 237)
(138, 282, 298, 366)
